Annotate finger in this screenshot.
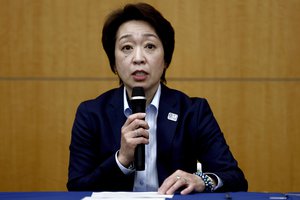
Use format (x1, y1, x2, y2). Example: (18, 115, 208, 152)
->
(133, 130, 149, 146)
(158, 176, 174, 194)
(158, 175, 184, 195)
(134, 129, 139, 137)
(134, 119, 149, 130)
(135, 128, 149, 139)
(123, 113, 146, 127)
(135, 137, 149, 146)
(165, 176, 187, 195)
(122, 120, 148, 139)
(180, 184, 194, 195)
(130, 113, 146, 121)
(158, 171, 181, 194)
(128, 118, 149, 133)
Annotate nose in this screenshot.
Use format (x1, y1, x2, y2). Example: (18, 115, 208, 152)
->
(133, 47, 145, 65)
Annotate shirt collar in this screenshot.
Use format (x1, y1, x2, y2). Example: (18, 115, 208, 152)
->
(123, 84, 161, 117)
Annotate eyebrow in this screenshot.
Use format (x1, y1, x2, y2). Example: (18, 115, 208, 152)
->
(118, 33, 159, 42)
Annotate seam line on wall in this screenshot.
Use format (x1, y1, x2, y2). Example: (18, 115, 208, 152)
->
(0, 77, 300, 82)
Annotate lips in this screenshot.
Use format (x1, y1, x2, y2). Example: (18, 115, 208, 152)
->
(132, 70, 148, 81)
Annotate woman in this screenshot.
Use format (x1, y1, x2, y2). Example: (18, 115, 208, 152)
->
(67, 2, 248, 194)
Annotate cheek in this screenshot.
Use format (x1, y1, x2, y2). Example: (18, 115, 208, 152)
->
(153, 56, 165, 72)
(115, 63, 131, 79)
(150, 65, 165, 80)
(154, 51, 165, 66)
(114, 52, 123, 65)
(115, 51, 131, 65)
(115, 54, 128, 72)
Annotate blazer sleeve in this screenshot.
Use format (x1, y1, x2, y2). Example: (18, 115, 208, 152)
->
(67, 101, 133, 191)
(193, 98, 248, 192)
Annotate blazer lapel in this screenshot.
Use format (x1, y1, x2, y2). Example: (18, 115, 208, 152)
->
(107, 86, 127, 150)
(156, 85, 180, 183)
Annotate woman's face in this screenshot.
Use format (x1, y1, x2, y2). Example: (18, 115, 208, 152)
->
(114, 20, 165, 98)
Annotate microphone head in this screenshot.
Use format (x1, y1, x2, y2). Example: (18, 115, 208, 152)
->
(130, 87, 146, 113)
(131, 87, 145, 98)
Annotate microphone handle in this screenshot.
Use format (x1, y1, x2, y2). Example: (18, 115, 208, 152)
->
(135, 144, 145, 170)
(131, 87, 146, 171)
(133, 102, 145, 171)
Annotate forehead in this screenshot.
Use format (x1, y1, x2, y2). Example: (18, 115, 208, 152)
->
(116, 20, 158, 39)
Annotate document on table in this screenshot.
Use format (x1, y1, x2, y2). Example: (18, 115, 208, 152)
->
(81, 191, 173, 200)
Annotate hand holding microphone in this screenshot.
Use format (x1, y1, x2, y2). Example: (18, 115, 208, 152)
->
(118, 87, 148, 170)
(131, 87, 146, 171)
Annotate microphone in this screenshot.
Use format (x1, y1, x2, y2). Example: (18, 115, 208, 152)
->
(131, 87, 146, 171)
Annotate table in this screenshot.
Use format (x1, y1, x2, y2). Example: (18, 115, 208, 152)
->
(0, 192, 299, 200)
(171, 192, 300, 200)
(0, 192, 91, 200)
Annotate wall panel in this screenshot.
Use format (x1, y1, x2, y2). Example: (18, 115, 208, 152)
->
(1, 0, 299, 78)
(169, 0, 300, 78)
(0, 80, 118, 191)
(168, 80, 300, 192)
(0, 0, 299, 192)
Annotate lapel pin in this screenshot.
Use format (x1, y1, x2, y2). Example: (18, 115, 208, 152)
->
(167, 112, 178, 122)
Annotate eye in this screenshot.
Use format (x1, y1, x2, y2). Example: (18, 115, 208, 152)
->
(121, 45, 133, 53)
(145, 43, 156, 50)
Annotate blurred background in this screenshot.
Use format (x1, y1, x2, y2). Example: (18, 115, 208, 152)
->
(0, 0, 299, 192)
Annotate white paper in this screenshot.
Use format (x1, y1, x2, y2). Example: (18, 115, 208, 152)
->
(81, 191, 173, 200)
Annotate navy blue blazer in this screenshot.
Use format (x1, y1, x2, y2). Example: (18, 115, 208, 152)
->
(67, 84, 247, 192)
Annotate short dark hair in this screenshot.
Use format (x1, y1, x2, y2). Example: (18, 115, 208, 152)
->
(101, 2, 175, 84)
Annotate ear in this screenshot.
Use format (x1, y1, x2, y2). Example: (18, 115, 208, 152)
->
(113, 66, 118, 74)
(164, 62, 168, 69)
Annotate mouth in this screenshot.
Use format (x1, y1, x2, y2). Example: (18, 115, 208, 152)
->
(132, 70, 148, 81)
